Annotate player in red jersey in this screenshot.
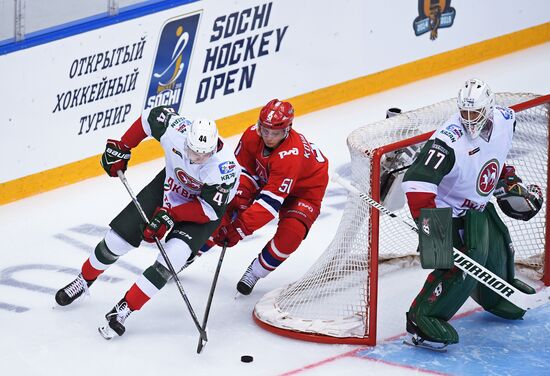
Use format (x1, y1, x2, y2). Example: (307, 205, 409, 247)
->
(208, 99, 329, 295)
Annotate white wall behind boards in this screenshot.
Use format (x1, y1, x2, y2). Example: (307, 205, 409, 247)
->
(1, 0, 549, 183)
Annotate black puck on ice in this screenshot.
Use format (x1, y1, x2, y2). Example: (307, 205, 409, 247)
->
(241, 355, 253, 363)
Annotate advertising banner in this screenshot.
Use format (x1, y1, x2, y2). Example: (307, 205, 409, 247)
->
(0, 0, 548, 200)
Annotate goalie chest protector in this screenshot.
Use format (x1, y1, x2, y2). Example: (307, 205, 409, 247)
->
(429, 108, 515, 216)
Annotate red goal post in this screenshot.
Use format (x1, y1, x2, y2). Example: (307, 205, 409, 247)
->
(253, 93, 550, 346)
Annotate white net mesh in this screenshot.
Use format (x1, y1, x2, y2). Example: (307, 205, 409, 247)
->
(254, 93, 549, 341)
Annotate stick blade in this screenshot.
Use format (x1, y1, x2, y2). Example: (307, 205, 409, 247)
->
(197, 338, 207, 354)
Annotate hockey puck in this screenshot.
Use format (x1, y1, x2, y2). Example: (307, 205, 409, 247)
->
(241, 355, 253, 363)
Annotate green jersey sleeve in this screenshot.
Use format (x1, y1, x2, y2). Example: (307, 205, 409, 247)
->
(403, 139, 455, 186)
(146, 106, 178, 141)
(200, 182, 236, 219)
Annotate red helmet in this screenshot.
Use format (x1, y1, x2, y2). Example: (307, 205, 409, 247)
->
(258, 99, 294, 130)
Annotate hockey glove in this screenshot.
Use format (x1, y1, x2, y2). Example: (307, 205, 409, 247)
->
(101, 139, 131, 177)
(499, 165, 522, 186)
(228, 190, 255, 215)
(494, 181, 544, 221)
(143, 207, 175, 243)
(213, 218, 251, 247)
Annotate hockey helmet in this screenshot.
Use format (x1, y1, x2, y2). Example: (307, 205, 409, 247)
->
(258, 99, 294, 131)
(186, 118, 218, 163)
(457, 78, 495, 139)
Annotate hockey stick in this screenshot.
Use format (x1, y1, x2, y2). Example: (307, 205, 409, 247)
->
(117, 171, 208, 343)
(332, 173, 549, 311)
(196, 241, 228, 354)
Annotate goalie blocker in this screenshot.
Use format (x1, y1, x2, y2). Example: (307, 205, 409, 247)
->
(418, 208, 453, 269)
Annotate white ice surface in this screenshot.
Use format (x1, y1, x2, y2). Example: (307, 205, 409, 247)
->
(1, 43, 549, 376)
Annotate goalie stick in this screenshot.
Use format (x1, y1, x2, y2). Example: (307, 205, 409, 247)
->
(117, 171, 208, 344)
(332, 173, 549, 311)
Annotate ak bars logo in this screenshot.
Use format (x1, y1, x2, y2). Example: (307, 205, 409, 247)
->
(145, 12, 201, 111)
(413, 0, 456, 40)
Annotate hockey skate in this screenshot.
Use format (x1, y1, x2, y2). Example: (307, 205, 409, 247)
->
(98, 298, 133, 340)
(403, 312, 450, 352)
(237, 262, 261, 295)
(403, 334, 448, 352)
(179, 253, 199, 272)
(55, 274, 94, 306)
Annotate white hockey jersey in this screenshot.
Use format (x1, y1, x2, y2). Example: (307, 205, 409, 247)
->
(141, 107, 241, 222)
(402, 106, 516, 217)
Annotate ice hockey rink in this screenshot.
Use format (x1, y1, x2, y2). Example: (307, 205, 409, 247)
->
(1, 43, 549, 376)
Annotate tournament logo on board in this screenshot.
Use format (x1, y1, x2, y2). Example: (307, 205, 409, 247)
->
(413, 0, 456, 40)
(144, 12, 201, 111)
(476, 159, 500, 196)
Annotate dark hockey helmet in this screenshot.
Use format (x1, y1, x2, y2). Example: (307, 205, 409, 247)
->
(258, 99, 294, 130)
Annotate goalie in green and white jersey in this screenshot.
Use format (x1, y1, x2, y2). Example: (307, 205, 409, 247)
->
(401, 78, 543, 348)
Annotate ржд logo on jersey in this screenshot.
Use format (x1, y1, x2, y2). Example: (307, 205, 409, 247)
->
(476, 159, 500, 196)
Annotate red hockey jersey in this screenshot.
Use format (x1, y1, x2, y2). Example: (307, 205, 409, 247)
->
(235, 124, 329, 232)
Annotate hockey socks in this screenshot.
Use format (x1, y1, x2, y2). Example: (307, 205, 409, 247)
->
(125, 284, 150, 311)
(82, 231, 134, 281)
(124, 261, 172, 311)
(258, 218, 305, 271)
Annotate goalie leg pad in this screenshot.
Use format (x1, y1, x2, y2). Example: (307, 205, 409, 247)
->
(418, 207, 453, 269)
(406, 312, 459, 344)
(470, 204, 535, 319)
(408, 209, 489, 341)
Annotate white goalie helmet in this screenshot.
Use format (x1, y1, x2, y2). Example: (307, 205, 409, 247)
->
(457, 78, 495, 139)
(186, 118, 218, 163)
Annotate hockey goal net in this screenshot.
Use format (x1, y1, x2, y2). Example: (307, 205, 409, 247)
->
(253, 93, 550, 345)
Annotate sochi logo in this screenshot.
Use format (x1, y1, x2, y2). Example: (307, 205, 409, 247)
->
(175, 167, 203, 191)
(476, 159, 500, 196)
(144, 12, 201, 111)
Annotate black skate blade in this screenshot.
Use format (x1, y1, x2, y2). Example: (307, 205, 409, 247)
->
(403, 336, 448, 352)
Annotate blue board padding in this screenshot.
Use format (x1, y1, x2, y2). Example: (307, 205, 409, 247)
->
(0, 0, 199, 55)
(358, 303, 550, 376)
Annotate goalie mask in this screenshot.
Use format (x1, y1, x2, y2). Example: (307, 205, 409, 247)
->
(186, 118, 218, 164)
(457, 78, 495, 139)
(495, 182, 544, 221)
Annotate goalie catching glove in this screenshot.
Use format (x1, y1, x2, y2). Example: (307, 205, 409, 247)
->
(494, 180, 543, 221)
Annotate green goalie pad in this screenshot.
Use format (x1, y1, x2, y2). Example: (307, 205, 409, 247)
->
(418, 207, 454, 269)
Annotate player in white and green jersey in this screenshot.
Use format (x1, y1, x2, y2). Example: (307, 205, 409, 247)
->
(55, 105, 240, 339)
(401, 79, 543, 348)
